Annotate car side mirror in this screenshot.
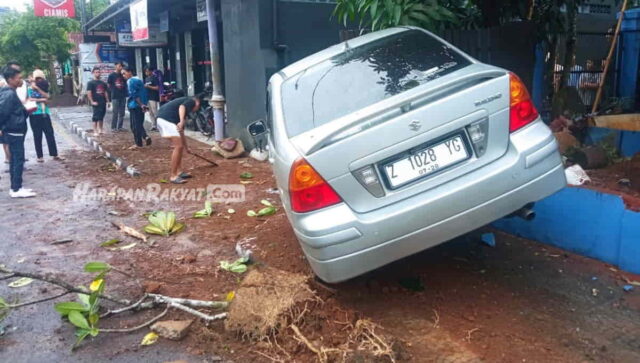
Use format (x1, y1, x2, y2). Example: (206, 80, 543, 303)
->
(247, 119, 268, 137)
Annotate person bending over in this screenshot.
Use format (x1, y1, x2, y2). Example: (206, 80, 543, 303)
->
(156, 94, 204, 184)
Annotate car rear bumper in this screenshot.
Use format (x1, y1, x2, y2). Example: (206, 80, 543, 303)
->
(289, 120, 566, 283)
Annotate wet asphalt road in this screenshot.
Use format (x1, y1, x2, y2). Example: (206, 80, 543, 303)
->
(0, 115, 207, 363)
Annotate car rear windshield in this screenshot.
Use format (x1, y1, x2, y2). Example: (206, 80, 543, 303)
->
(281, 29, 471, 137)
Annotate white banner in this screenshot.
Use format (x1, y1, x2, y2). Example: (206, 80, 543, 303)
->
(129, 0, 149, 41)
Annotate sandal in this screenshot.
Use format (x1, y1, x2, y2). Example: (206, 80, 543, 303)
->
(179, 172, 193, 179)
(37, 158, 44, 163)
(53, 156, 64, 161)
(170, 177, 187, 184)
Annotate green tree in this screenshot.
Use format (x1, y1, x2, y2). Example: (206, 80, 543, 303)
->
(333, 0, 464, 32)
(0, 10, 79, 72)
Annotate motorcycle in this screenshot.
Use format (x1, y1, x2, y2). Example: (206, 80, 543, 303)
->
(191, 82, 215, 138)
(160, 81, 185, 105)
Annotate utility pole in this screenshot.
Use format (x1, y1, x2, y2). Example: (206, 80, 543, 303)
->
(205, 0, 226, 140)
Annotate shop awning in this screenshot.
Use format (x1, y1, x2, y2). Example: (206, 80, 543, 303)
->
(84, 0, 133, 32)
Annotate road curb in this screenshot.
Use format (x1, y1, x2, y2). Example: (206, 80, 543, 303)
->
(54, 110, 141, 177)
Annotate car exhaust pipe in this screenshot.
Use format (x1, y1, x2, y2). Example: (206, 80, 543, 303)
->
(515, 207, 536, 221)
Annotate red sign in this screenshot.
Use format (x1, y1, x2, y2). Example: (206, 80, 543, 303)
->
(34, 0, 75, 18)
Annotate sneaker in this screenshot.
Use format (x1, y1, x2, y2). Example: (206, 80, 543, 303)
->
(10, 188, 37, 198)
(150, 127, 159, 132)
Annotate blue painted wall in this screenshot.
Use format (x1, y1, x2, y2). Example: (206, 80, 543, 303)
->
(617, 9, 640, 100)
(494, 187, 640, 274)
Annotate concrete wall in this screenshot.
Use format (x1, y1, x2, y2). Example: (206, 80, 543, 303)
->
(220, 0, 344, 147)
(221, 0, 267, 147)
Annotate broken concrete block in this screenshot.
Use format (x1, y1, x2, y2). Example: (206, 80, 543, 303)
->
(151, 320, 193, 340)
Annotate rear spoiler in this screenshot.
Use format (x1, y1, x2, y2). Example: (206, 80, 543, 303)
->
(291, 64, 506, 156)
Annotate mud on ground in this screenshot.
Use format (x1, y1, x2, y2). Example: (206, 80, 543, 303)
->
(1, 121, 640, 362)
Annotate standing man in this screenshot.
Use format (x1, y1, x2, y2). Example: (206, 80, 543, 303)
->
(156, 94, 204, 184)
(108, 62, 127, 132)
(0, 67, 36, 198)
(86, 67, 110, 136)
(28, 69, 62, 162)
(579, 59, 600, 111)
(122, 66, 151, 149)
(144, 66, 160, 131)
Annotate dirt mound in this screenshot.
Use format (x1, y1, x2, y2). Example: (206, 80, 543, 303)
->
(225, 268, 315, 340)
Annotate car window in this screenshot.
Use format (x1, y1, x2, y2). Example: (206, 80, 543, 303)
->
(281, 29, 471, 137)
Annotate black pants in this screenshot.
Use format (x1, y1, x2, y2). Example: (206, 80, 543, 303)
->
(111, 98, 126, 130)
(29, 114, 58, 158)
(6, 134, 25, 192)
(129, 107, 148, 147)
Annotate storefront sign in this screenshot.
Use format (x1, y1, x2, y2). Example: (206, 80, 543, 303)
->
(159, 11, 169, 32)
(196, 0, 207, 22)
(129, 0, 149, 41)
(34, 0, 75, 18)
(117, 26, 168, 47)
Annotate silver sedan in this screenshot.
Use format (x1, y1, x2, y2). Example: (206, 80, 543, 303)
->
(249, 26, 566, 283)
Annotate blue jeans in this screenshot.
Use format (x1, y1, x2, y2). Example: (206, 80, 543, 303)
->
(6, 134, 25, 192)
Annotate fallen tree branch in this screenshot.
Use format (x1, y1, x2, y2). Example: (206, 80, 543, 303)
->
(100, 294, 153, 318)
(0, 273, 16, 281)
(7, 291, 71, 309)
(169, 301, 227, 321)
(100, 305, 170, 333)
(149, 294, 228, 309)
(0, 266, 130, 305)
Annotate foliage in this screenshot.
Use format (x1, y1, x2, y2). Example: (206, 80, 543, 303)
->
(193, 201, 214, 218)
(0, 10, 78, 72)
(333, 0, 462, 32)
(55, 262, 111, 349)
(144, 211, 185, 236)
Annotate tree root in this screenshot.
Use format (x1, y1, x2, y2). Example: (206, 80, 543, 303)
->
(290, 324, 341, 363)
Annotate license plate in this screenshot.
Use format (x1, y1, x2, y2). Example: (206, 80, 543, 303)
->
(383, 135, 469, 188)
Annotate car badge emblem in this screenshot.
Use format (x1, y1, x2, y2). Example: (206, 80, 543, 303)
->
(409, 120, 422, 132)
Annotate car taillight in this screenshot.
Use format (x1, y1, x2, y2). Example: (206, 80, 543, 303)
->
(509, 72, 538, 132)
(289, 158, 342, 213)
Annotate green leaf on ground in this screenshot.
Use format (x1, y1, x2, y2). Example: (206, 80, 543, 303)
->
(83, 262, 111, 273)
(257, 206, 277, 217)
(239, 172, 253, 180)
(8, 277, 33, 288)
(68, 311, 90, 330)
(99, 239, 121, 247)
(55, 302, 88, 316)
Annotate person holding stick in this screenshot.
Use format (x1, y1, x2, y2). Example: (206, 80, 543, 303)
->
(156, 94, 205, 184)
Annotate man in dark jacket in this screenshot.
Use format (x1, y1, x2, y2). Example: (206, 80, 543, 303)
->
(0, 66, 36, 198)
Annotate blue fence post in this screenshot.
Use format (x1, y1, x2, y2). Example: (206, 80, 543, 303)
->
(617, 8, 640, 100)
